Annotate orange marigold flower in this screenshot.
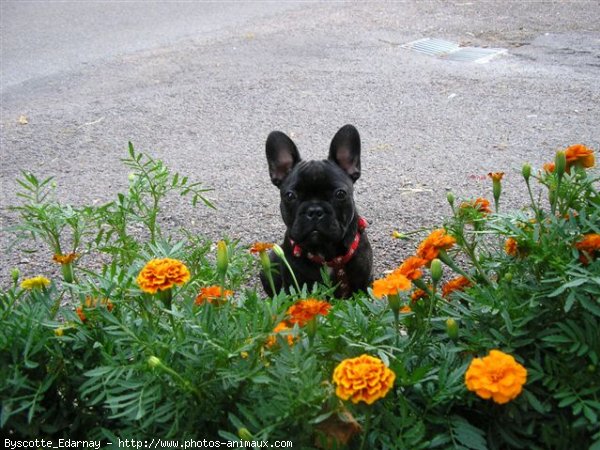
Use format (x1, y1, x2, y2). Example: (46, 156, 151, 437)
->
(504, 238, 518, 257)
(460, 198, 492, 215)
(411, 288, 428, 302)
(332, 354, 396, 405)
(416, 229, 456, 262)
(442, 276, 472, 298)
(286, 298, 331, 327)
(565, 144, 595, 169)
(488, 172, 504, 182)
(249, 242, 274, 254)
(195, 285, 234, 305)
(136, 258, 190, 294)
(393, 256, 427, 281)
(53, 252, 79, 265)
(76, 296, 113, 322)
(372, 272, 411, 299)
(266, 321, 296, 348)
(76, 306, 86, 322)
(574, 233, 600, 265)
(400, 305, 412, 313)
(465, 349, 527, 404)
(543, 162, 555, 173)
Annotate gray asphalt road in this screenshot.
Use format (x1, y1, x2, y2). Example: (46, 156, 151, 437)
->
(1, 1, 304, 89)
(1, 1, 599, 286)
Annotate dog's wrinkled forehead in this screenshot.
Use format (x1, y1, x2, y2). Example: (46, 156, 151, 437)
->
(285, 160, 351, 193)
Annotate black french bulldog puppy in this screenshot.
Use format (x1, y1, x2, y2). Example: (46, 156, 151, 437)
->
(261, 124, 373, 298)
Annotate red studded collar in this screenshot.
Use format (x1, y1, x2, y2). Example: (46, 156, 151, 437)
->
(289, 217, 368, 269)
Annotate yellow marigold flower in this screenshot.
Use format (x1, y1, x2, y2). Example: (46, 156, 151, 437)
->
(487, 172, 505, 182)
(442, 276, 472, 298)
(266, 321, 296, 348)
(52, 252, 78, 265)
(574, 233, 600, 265)
(393, 256, 427, 281)
(286, 298, 331, 327)
(416, 229, 456, 262)
(465, 349, 527, 404)
(565, 144, 595, 169)
(136, 258, 190, 294)
(195, 285, 234, 305)
(249, 242, 274, 254)
(332, 354, 396, 405)
(372, 272, 411, 299)
(20, 276, 51, 290)
(504, 237, 518, 257)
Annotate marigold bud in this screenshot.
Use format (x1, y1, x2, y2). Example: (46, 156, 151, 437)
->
(272, 244, 286, 260)
(306, 316, 318, 341)
(259, 251, 271, 274)
(238, 428, 253, 441)
(11, 268, 20, 284)
(446, 191, 455, 207)
(446, 318, 459, 341)
(430, 258, 443, 285)
(522, 163, 531, 182)
(216, 240, 229, 276)
(492, 181, 501, 206)
(392, 230, 405, 239)
(387, 293, 401, 314)
(148, 356, 162, 369)
(61, 263, 74, 284)
(555, 151, 567, 177)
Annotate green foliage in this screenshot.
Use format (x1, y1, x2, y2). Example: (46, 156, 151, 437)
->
(2, 144, 599, 448)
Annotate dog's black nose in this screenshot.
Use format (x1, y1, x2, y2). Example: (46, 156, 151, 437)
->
(305, 205, 325, 221)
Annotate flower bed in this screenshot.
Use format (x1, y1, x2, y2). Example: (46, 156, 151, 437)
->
(1, 143, 599, 448)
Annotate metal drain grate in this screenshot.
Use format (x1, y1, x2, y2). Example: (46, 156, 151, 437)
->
(402, 38, 506, 63)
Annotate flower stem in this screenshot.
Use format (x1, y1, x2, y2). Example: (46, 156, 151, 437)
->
(524, 179, 542, 221)
(273, 245, 301, 293)
(260, 252, 277, 296)
(388, 294, 401, 348)
(439, 249, 491, 287)
(412, 279, 434, 297)
(158, 362, 202, 401)
(359, 408, 372, 450)
(50, 291, 66, 320)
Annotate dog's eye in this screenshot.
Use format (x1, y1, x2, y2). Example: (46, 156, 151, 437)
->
(334, 189, 347, 201)
(284, 191, 297, 202)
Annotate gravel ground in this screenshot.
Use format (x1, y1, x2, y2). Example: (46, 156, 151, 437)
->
(1, 1, 599, 288)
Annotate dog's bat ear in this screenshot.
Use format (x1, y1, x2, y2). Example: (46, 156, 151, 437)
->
(266, 131, 301, 187)
(329, 124, 361, 182)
